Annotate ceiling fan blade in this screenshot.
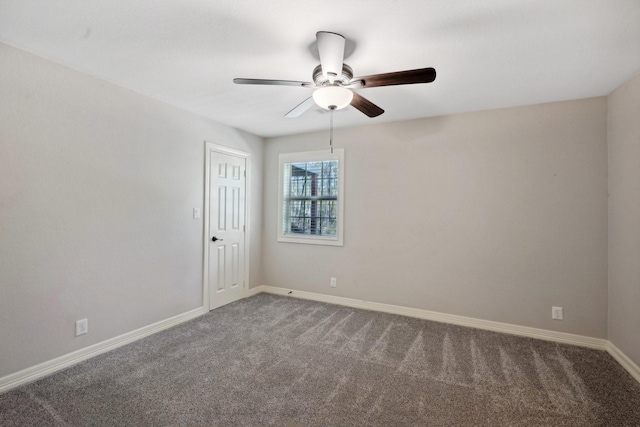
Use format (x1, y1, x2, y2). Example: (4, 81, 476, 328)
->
(356, 67, 436, 88)
(351, 92, 384, 117)
(285, 97, 315, 118)
(316, 31, 345, 80)
(233, 78, 313, 88)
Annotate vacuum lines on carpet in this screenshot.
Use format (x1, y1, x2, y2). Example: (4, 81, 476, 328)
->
(1, 294, 639, 426)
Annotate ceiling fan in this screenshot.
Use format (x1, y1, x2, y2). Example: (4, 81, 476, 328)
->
(233, 31, 436, 118)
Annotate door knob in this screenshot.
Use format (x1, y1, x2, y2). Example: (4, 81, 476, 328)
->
(211, 236, 223, 242)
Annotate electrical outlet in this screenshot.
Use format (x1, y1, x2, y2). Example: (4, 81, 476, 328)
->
(330, 277, 337, 288)
(76, 318, 88, 336)
(552, 306, 563, 320)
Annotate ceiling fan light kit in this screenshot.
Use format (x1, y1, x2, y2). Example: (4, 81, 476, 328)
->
(312, 86, 353, 110)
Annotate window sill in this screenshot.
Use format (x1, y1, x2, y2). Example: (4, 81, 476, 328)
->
(277, 235, 343, 246)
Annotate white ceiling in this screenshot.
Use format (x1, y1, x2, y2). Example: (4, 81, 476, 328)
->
(1, 0, 639, 138)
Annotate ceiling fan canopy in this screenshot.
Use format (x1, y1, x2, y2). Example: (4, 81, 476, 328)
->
(233, 31, 436, 118)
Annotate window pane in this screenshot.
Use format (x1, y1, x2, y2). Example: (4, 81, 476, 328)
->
(283, 158, 339, 237)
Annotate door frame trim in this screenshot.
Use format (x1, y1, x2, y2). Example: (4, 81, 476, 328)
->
(203, 142, 251, 311)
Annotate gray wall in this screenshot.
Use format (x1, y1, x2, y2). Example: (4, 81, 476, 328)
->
(608, 72, 640, 366)
(263, 98, 608, 338)
(0, 43, 263, 377)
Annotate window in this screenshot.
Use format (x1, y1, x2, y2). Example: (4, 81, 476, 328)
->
(278, 149, 344, 246)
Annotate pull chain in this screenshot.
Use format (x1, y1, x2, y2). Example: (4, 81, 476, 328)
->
(329, 106, 335, 153)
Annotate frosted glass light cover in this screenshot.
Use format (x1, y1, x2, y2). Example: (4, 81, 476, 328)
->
(312, 86, 353, 110)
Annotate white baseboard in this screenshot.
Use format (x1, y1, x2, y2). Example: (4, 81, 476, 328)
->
(607, 341, 640, 383)
(256, 285, 608, 350)
(244, 285, 263, 298)
(0, 306, 207, 393)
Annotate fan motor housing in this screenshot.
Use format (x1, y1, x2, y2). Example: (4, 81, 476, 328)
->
(313, 64, 353, 86)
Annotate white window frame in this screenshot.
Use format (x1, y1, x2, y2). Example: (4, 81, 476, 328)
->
(278, 149, 345, 246)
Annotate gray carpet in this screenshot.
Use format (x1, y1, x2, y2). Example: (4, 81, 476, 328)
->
(1, 294, 640, 426)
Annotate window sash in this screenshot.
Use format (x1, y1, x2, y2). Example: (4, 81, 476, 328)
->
(278, 150, 344, 246)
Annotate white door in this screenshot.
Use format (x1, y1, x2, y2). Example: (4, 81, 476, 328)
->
(208, 150, 246, 310)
